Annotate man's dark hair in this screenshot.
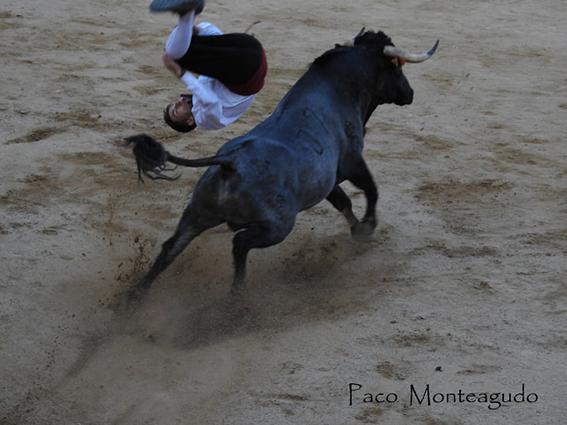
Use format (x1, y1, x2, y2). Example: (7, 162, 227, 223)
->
(163, 100, 197, 133)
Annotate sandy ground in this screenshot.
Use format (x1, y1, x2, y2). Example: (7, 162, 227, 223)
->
(1, 0, 566, 424)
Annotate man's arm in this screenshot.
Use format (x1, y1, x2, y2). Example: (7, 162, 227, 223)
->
(162, 53, 185, 78)
(179, 72, 217, 106)
(161, 53, 217, 107)
(180, 71, 225, 129)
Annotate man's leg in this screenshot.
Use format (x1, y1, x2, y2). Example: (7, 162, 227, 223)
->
(178, 34, 264, 85)
(165, 10, 196, 59)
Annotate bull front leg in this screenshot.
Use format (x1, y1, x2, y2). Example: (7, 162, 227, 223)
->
(344, 156, 378, 239)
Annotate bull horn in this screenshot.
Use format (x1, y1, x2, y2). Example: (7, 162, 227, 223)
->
(383, 39, 439, 63)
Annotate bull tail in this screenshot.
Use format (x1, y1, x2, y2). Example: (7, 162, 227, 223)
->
(166, 152, 233, 168)
(125, 133, 235, 182)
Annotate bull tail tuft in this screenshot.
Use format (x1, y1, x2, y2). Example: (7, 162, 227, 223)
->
(125, 134, 234, 182)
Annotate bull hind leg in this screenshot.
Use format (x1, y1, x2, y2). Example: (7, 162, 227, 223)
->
(342, 156, 379, 239)
(128, 205, 222, 299)
(231, 220, 294, 293)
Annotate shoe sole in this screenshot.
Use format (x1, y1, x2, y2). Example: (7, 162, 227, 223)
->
(149, 0, 201, 13)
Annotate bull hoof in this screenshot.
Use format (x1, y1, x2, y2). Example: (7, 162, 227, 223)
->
(351, 219, 377, 241)
(127, 286, 145, 302)
(124, 277, 152, 305)
(110, 287, 145, 315)
(230, 282, 247, 297)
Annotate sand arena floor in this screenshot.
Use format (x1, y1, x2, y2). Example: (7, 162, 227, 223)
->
(1, 0, 566, 424)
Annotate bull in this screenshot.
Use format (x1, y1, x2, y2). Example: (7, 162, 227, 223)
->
(127, 29, 438, 298)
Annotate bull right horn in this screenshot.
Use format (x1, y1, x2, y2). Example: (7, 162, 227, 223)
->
(383, 39, 439, 63)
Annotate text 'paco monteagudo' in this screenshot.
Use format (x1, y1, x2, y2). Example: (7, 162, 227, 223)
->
(348, 383, 539, 410)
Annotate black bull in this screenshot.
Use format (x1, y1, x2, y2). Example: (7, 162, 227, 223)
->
(127, 30, 438, 297)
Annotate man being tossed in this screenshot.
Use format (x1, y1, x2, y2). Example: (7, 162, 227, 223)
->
(151, 0, 268, 133)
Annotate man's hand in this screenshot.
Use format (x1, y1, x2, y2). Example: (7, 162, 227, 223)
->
(162, 53, 184, 79)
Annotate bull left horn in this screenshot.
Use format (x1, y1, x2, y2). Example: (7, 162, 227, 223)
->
(383, 39, 439, 63)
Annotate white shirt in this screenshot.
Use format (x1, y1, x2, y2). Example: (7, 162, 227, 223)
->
(175, 22, 255, 130)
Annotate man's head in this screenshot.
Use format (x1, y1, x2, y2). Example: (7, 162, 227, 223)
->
(163, 94, 197, 133)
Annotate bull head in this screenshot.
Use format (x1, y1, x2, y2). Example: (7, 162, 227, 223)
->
(350, 30, 439, 108)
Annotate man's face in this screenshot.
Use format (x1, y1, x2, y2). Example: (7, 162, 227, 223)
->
(168, 95, 195, 126)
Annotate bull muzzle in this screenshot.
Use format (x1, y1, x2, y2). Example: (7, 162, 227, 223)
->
(397, 87, 414, 106)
